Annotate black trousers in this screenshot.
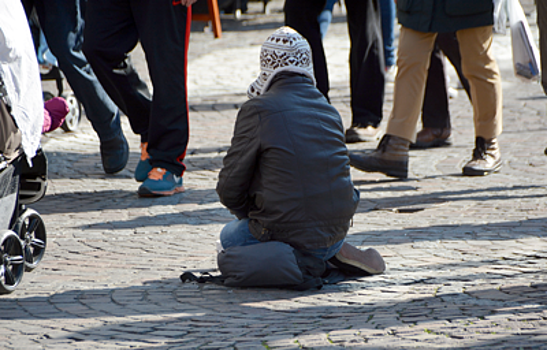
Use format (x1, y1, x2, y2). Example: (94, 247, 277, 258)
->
(83, 0, 191, 176)
(422, 32, 471, 129)
(284, 0, 385, 128)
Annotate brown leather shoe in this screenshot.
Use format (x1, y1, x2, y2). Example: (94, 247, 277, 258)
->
(330, 243, 386, 275)
(345, 124, 382, 143)
(349, 134, 410, 178)
(410, 127, 452, 149)
(462, 137, 502, 176)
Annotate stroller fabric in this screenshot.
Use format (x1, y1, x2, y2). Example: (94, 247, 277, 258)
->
(0, 0, 44, 161)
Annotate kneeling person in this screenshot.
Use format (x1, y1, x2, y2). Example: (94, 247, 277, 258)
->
(216, 27, 385, 275)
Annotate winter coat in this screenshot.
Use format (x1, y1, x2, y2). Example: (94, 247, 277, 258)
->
(216, 72, 360, 250)
(397, 0, 494, 33)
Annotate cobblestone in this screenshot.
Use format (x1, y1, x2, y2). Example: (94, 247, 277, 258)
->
(1, 0, 547, 349)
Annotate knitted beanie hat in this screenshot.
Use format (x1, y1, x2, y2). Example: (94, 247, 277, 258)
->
(247, 26, 316, 99)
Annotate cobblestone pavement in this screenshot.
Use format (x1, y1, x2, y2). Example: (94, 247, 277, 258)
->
(1, 1, 547, 349)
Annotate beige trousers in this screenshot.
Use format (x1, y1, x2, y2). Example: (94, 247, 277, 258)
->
(386, 26, 503, 143)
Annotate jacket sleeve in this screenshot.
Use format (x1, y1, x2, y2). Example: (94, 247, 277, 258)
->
(216, 103, 261, 219)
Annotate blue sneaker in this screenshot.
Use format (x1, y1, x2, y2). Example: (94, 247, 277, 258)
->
(135, 142, 152, 182)
(138, 167, 184, 197)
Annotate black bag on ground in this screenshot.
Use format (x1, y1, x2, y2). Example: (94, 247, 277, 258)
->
(180, 241, 327, 291)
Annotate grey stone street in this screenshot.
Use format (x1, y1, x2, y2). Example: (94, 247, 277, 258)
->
(1, 1, 546, 348)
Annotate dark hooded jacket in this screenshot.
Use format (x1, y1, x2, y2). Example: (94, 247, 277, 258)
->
(216, 72, 360, 250)
(398, 0, 494, 33)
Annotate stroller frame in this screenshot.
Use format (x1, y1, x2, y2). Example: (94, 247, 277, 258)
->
(0, 84, 48, 295)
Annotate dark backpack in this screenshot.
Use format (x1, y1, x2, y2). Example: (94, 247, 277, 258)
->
(180, 241, 330, 291)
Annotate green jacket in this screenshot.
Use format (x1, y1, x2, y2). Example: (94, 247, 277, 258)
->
(397, 0, 494, 33)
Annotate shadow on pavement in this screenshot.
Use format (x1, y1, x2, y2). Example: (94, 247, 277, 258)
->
(1, 278, 545, 348)
(44, 151, 225, 180)
(32, 187, 222, 214)
(31, 182, 547, 236)
(353, 184, 546, 214)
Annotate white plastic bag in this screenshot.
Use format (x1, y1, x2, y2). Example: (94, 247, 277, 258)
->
(507, 0, 541, 81)
(493, 0, 508, 34)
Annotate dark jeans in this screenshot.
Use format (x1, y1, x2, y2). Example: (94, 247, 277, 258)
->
(22, 0, 121, 142)
(379, 0, 396, 67)
(285, 0, 385, 128)
(83, 0, 191, 175)
(422, 32, 471, 129)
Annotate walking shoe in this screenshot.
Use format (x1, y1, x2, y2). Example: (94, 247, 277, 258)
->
(345, 124, 382, 143)
(138, 167, 184, 197)
(135, 142, 153, 182)
(462, 137, 502, 176)
(410, 127, 452, 149)
(329, 243, 386, 276)
(100, 132, 129, 174)
(349, 134, 410, 178)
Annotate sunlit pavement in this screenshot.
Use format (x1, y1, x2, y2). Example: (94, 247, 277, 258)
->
(1, 1, 546, 349)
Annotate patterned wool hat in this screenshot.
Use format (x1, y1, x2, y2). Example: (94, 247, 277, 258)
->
(247, 26, 316, 99)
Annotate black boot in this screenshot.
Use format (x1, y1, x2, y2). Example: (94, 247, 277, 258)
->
(349, 134, 410, 179)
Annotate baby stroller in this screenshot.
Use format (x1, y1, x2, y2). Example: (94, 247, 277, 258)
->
(28, 9, 82, 132)
(0, 78, 47, 295)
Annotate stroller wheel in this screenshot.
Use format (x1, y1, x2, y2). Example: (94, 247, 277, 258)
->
(13, 209, 46, 272)
(60, 92, 82, 132)
(0, 230, 25, 294)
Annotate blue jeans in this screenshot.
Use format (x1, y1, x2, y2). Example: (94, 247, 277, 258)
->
(220, 219, 344, 261)
(26, 0, 122, 141)
(379, 0, 396, 68)
(318, 0, 338, 39)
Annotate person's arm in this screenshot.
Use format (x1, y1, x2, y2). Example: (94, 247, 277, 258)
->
(216, 104, 261, 219)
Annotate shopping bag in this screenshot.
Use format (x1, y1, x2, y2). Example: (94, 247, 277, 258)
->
(507, 0, 541, 81)
(493, 0, 508, 34)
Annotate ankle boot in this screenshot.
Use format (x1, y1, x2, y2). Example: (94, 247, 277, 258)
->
(463, 137, 502, 176)
(349, 134, 410, 178)
(410, 127, 452, 149)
